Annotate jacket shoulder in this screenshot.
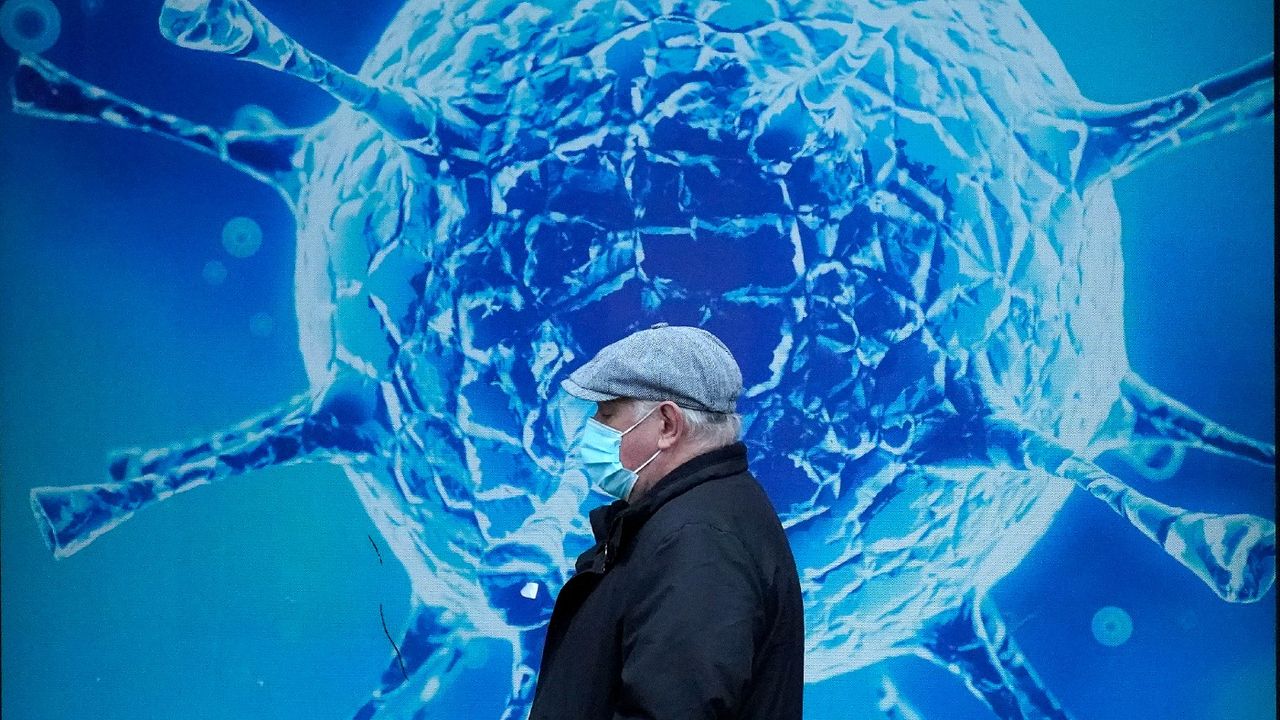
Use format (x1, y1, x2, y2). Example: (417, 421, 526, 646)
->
(635, 469, 787, 556)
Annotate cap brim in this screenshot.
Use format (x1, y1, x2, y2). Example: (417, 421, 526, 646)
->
(560, 376, 620, 402)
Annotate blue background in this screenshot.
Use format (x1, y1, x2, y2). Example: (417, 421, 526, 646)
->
(0, 1, 1273, 718)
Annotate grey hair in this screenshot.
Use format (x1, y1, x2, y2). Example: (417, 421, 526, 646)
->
(632, 399, 742, 449)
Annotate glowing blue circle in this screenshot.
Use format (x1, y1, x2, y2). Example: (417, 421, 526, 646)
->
(202, 259, 228, 286)
(1091, 606, 1134, 647)
(0, 0, 61, 54)
(221, 216, 263, 258)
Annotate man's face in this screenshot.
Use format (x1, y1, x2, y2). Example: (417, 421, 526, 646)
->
(594, 399, 663, 472)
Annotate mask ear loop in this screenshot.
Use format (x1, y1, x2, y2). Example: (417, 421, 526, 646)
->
(620, 403, 661, 435)
(633, 447, 662, 474)
(622, 403, 665, 475)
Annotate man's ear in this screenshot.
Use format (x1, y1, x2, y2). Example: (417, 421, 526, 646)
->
(656, 401, 685, 449)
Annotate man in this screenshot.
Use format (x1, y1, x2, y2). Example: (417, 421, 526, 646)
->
(528, 324, 804, 720)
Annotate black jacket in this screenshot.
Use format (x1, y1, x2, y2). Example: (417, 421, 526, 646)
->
(528, 442, 804, 719)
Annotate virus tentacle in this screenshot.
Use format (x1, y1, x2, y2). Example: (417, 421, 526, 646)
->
(1075, 52, 1275, 186)
(1089, 372, 1276, 472)
(973, 600, 1069, 719)
(29, 392, 327, 558)
(921, 595, 1070, 720)
(158, 0, 477, 156)
(1109, 441, 1187, 482)
(10, 55, 302, 198)
(351, 603, 476, 720)
(985, 418, 1276, 603)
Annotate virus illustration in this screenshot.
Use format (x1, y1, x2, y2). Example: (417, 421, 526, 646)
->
(13, 0, 1275, 718)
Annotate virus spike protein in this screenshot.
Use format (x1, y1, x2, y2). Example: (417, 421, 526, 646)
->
(1112, 372, 1277, 467)
(987, 418, 1276, 604)
(350, 603, 474, 720)
(10, 54, 302, 197)
(28, 393, 320, 558)
(972, 600, 1068, 719)
(157, 0, 474, 155)
(921, 595, 1069, 720)
(1076, 52, 1275, 186)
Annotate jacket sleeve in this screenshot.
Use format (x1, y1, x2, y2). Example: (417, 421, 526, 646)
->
(612, 521, 766, 720)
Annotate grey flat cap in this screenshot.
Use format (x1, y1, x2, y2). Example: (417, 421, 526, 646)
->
(562, 324, 743, 413)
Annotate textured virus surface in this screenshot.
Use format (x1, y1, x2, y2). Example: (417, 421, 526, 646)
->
(14, 0, 1276, 718)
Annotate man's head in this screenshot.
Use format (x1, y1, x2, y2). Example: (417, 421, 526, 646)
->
(561, 324, 744, 502)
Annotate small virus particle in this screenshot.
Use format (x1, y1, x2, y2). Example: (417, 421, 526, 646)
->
(0, 0, 60, 54)
(201, 259, 227, 286)
(248, 312, 273, 338)
(1091, 606, 1134, 647)
(221, 216, 262, 258)
(80, 0, 102, 16)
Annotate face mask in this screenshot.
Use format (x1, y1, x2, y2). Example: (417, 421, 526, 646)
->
(576, 405, 662, 501)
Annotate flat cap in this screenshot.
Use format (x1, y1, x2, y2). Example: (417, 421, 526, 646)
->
(562, 324, 743, 413)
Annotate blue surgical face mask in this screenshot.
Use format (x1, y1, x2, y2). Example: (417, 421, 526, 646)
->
(576, 405, 662, 502)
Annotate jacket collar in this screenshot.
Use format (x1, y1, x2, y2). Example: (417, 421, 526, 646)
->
(577, 442, 749, 574)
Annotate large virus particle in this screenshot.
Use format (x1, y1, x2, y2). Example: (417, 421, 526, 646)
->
(14, 0, 1275, 718)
